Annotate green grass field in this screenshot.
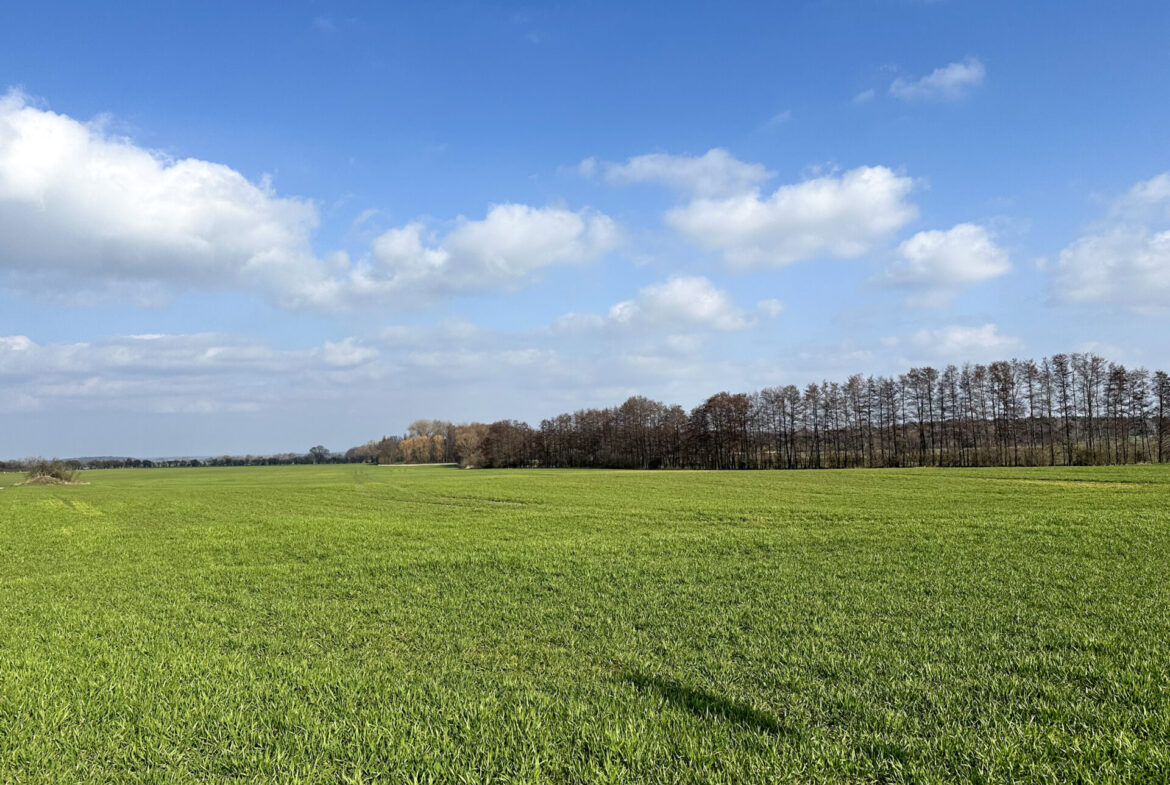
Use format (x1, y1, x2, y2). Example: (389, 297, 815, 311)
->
(1, 464, 1168, 783)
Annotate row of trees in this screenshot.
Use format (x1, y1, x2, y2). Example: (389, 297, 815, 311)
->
(0, 447, 362, 472)
(10, 352, 1164, 473)
(389, 353, 1169, 470)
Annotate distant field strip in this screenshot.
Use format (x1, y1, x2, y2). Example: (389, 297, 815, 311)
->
(1, 465, 1168, 783)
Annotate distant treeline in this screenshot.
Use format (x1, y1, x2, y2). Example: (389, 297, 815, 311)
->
(357, 353, 1170, 470)
(7, 352, 1166, 473)
(0, 446, 363, 473)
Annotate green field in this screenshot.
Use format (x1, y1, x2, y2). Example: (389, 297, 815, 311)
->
(1, 465, 1168, 783)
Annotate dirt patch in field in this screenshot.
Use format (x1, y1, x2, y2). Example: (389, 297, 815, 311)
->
(13, 476, 90, 486)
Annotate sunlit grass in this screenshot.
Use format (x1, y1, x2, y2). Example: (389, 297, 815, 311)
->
(1, 464, 1167, 782)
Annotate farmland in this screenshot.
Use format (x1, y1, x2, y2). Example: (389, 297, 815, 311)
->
(1, 464, 1168, 783)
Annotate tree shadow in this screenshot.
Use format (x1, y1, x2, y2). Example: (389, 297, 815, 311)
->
(623, 671, 789, 736)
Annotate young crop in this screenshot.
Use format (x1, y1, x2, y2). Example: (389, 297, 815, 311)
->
(1, 464, 1167, 782)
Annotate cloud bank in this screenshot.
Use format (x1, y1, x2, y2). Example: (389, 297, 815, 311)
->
(1047, 173, 1170, 311)
(666, 165, 918, 267)
(0, 91, 617, 312)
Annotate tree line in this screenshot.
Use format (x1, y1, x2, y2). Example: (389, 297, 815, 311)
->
(0, 446, 360, 473)
(363, 353, 1169, 470)
(7, 352, 1165, 473)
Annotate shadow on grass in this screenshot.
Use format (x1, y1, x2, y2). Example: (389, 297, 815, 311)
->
(624, 671, 788, 736)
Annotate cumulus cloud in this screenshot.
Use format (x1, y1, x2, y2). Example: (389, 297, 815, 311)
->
(0, 91, 321, 295)
(890, 58, 986, 101)
(880, 223, 1010, 304)
(552, 276, 782, 334)
(905, 323, 1021, 360)
(666, 165, 917, 268)
(352, 204, 618, 304)
(1047, 173, 1170, 311)
(588, 148, 772, 198)
(605, 276, 759, 331)
(0, 91, 617, 311)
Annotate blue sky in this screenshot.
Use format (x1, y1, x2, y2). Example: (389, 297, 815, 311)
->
(1, 1, 1169, 457)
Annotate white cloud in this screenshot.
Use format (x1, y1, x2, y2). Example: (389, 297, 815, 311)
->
(321, 338, 379, 367)
(577, 156, 598, 178)
(354, 203, 619, 304)
(880, 223, 1010, 303)
(757, 298, 785, 317)
(666, 165, 917, 268)
(0, 335, 34, 353)
(852, 89, 876, 104)
(553, 276, 780, 334)
(607, 276, 757, 331)
(907, 323, 1021, 360)
(890, 57, 985, 101)
(0, 91, 617, 312)
(0, 91, 321, 296)
(376, 318, 489, 349)
(589, 152, 915, 269)
(593, 148, 772, 198)
(1048, 173, 1170, 310)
